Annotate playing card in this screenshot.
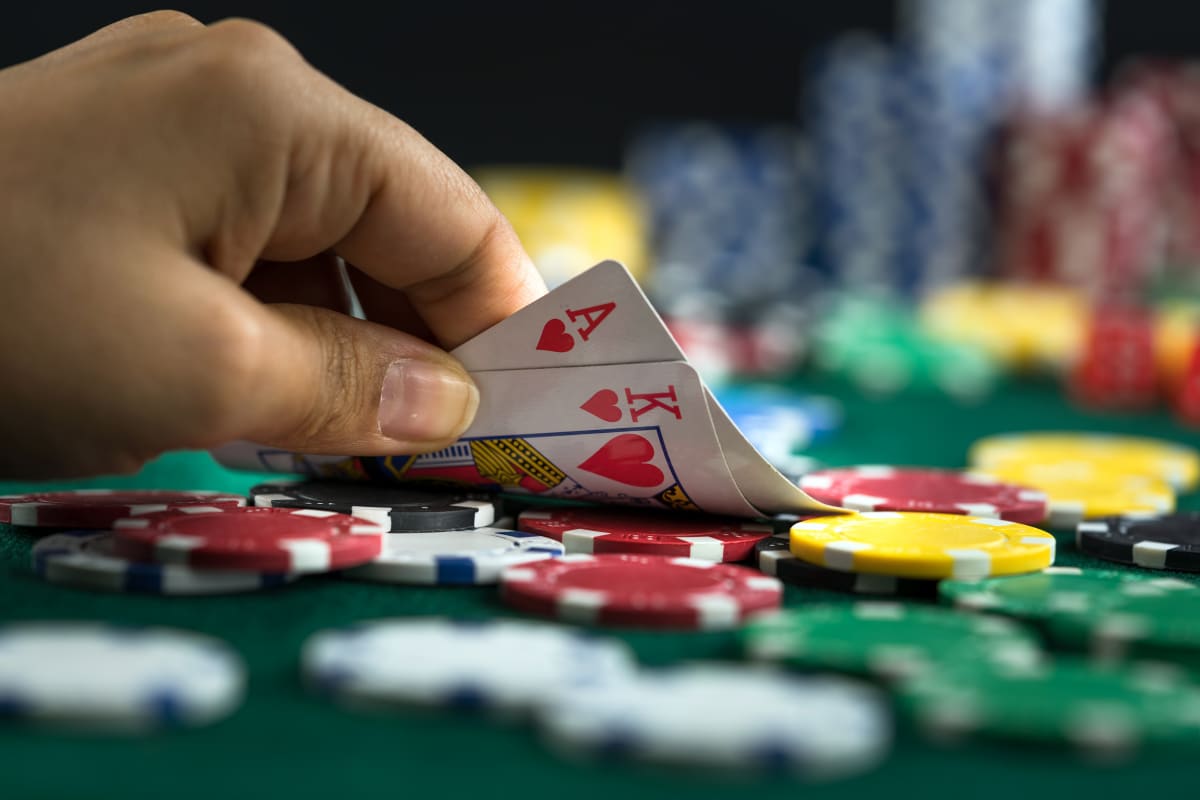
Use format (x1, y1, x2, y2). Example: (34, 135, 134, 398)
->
(212, 261, 837, 516)
(451, 260, 681, 370)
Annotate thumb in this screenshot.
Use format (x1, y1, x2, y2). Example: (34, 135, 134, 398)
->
(246, 302, 479, 454)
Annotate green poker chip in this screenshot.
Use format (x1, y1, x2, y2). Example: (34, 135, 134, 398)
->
(741, 602, 1043, 684)
(1048, 588, 1200, 667)
(901, 659, 1200, 757)
(939, 567, 1199, 624)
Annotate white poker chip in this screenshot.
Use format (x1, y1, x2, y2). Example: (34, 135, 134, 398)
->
(341, 527, 564, 585)
(303, 618, 636, 716)
(32, 531, 299, 595)
(535, 663, 891, 777)
(0, 622, 246, 731)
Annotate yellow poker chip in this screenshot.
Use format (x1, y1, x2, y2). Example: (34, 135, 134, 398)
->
(969, 432, 1200, 492)
(980, 461, 1175, 529)
(787, 512, 1056, 581)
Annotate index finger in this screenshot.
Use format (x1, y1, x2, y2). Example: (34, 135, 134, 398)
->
(240, 25, 546, 347)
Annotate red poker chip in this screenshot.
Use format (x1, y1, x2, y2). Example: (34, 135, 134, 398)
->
(798, 466, 1048, 524)
(516, 508, 773, 562)
(0, 489, 246, 528)
(111, 506, 384, 574)
(499, 553, 782, 630)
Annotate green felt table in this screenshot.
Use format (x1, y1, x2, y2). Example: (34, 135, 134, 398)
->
(2, 375, 1200, 800)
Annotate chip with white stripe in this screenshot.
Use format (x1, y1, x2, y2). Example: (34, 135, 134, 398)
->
(500, 553, 782, 629)
(788, 511, 1055, 580)
(1077, 512, 1200, 572)
(517, 508, 772, 562)
(250, 480, 495, 532)
(112, 506, 384, 573)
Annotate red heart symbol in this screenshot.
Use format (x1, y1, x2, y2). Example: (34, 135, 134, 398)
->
(536, 319, 575, 353)
(578, 434, 665, 488)
(580, 389, 622, 423)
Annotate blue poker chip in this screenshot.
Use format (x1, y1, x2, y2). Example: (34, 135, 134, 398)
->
(0, 621, 245, 730)
(341, 526, 564, 585)
(31, 531, 296, 595)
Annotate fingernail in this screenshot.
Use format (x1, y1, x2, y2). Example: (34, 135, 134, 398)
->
(378, 359, 479, 442)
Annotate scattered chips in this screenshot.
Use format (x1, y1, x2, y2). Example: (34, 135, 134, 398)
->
(342, 527, 564, 585)
(0, 622, 245, 731)
(500, 553, 783, 630)
(981, 461, 1175, 528)
(968, 432, 1200, 491)
(756, 535, 939, 599)
(250, 480, 495, 532)
(788, 512, 1056, 580)
(304, 618, 636, 716)
(742, 603, 1043, 683)
(799, 466, 1047, 523)
(516, 508, 773, 561)
(0, 489, 246, 528)
(32, 531, 297, 595)
(1076, 512, 1200, 571)
(112, 506, 384, 574)
(536, 664, 891, 777)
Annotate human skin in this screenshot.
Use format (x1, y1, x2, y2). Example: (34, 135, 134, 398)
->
(0, 11, 546, 478)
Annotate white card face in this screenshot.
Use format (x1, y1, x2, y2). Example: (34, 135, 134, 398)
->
(391, 361, 759, 516)
(211, 261, 839, 517)
(451, 260, 684, 371)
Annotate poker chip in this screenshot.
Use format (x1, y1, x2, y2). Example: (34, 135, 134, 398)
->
(516, 508, 773, 561)
(0, 622, 245, 731)
(940, 566, 1198, 623)
(755, 535, 939, 599)
(112, 506, 384, 574)
(981, 462, 1175, 528)
(499, 553, 783, 630)
(1047, 587, 1200, 665)
(788, 512, 1056, 580)
(535, 663, 891, 778)
(900, 659, 1200, 757)
(1076, 512, 1200, 571)
(32, 531, 298, 595)
(742, 603, 1043, 683)
(304, 618, 636, 715)
(968, 432, 1200, 491)
(250, 480, 495, 532)
(798, 466, 1047, 524)
(341, 526, 564, 585)
(0, 489, 246, 528)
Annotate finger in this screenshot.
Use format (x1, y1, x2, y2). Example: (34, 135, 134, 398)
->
(243, 253, 351, 311)
(149, 254, 479, 456)
(16, 11, 202, 71)
(192, 19, 547, 347)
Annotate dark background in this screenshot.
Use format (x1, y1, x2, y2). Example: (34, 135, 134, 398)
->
(0, 2, 1194, 169)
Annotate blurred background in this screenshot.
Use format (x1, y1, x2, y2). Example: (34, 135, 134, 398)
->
(6, 1, 1200, 453)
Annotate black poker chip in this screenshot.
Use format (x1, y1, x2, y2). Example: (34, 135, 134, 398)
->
(754, 534, 940, 599)
(249, 481, 495, 532)
(1076, 512, 1200, 572)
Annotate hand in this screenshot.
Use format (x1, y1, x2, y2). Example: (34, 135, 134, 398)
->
(0, 11, 546, 478)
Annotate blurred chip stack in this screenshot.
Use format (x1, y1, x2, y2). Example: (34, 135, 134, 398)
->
(625, 123, 818, 385)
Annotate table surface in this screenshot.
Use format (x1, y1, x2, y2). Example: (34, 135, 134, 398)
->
(3, 375, 1200, 800)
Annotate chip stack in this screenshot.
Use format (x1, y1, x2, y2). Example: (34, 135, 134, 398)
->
(624, 123, 817, 384)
